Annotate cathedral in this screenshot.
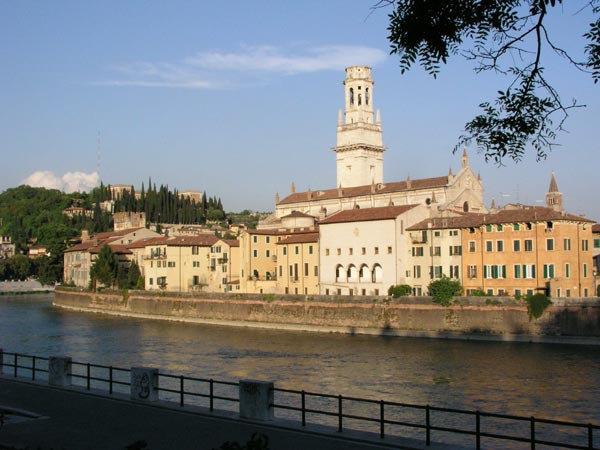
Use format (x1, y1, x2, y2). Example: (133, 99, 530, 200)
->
(260, 66, 487, 229)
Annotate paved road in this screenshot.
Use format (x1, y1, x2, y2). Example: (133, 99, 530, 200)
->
(0, 377, 464, 450)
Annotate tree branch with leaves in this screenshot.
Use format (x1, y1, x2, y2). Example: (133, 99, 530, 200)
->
(381, 0, 599, 163)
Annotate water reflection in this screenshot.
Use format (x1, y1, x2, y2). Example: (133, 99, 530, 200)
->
(1, 294, 599, 426)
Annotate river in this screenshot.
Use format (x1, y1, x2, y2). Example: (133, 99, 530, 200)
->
(1, 294, 599, 446)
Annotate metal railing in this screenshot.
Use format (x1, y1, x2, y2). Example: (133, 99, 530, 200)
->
(1, 351, 598, 449)
(272, 387, 599, 449)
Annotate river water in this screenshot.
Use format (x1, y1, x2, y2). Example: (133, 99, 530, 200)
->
(1, 294, 599, 446)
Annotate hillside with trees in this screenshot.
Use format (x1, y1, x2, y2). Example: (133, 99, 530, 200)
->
(0, 180, 227, 285)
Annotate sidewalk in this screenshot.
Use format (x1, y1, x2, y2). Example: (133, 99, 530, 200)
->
(0, 377, 465, 450)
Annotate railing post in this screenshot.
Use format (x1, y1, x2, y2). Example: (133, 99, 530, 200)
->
(476, 411, 481, 450)
(48, 356, 72, 387)
(530, 416, 535, 450)
(109, 366, 113, 394)
(380, 400, 385, 439)
(32, 356, 36, 381)
(588, 423, 593, 449)
(338, 395, 343, 432)
(180, 376, 184, 407)
(426, 405, 431, 446)
(14, 353, 18, 377)
(0, 348, 3, 375)
(239, 380, 274, 421)
(210, 379, 214, 411)
(86, 363, 91, 390)
(130, 367, 159, 402)
(301, 390, 306, 427)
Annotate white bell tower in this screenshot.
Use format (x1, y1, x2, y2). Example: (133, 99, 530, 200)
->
(333, 66, 385, 188)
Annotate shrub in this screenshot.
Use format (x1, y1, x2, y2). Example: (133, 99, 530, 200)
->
(469, 288, 486, 297)
(428, 276, 463, 306)
(387, 284, 412, 298)
(526, 293, 552, 320)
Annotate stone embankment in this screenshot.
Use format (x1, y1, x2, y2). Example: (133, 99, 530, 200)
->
(53, 288, 600, 344)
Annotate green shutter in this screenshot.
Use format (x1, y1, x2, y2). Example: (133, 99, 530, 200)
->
(502, 265, 506, 279)
(532, 265, 536, 278)
(543, 264, 548, 279)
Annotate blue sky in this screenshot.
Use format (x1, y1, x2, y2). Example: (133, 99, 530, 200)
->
(1, 1, 598, 220)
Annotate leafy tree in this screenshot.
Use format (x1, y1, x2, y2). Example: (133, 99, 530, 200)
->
(90, 245, 118, 288)
(383, 0, 600, 163)
(388, 284, 413, 297)
(127, 260, 142, 289)
(34, 255, 63, 285)
(428, 276, 463, 306)
(525, 292, 552, 319)
(5, 254, 32, 281)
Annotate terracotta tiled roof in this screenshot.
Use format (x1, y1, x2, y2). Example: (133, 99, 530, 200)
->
(281, 210, 315, 219)
(278, 176, 448, 205)
(592, 224, 600, 233)
(220, 239, 240, 247)
(247, 227, 318, 236)
(166, 235, 219, 247)
(92, 227, 146, 240)
(64, 241, 99, 253)
(408, 206, 592, 231)
(320, 205, 418, 225)
(126, 237, 170, 249)
(276, 232, 319, 245)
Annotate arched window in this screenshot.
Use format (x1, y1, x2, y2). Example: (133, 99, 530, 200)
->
(336, 264, 346, 283)
(372, 264, 383, 283)
(358, 94, 362, 106)
(253, 269, 259, 279)
(347, 264, 358, 282)
(463, 201, 469, 212)
(365, 88, 369, 105)
(266, 272, 271, 280)
(359, 264, 370, 282)
(349, 88, 354, 105)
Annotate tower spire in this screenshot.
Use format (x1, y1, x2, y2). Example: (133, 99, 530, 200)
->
(546, 172, 563, 211)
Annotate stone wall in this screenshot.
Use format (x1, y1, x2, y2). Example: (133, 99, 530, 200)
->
(53, 289, 600, 342)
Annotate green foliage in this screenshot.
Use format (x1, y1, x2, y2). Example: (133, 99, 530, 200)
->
(469, 289, 486, 297)
(127, 261, 142, 289)
(525, 293, 552, 320)
(385, 0, 599, 163)
(388, 284, 412, 298)
(485, 298, 501, 306)
(90, 245, 118, 288)
(0, 255, 32, 281)
(428, 276, 463, 306)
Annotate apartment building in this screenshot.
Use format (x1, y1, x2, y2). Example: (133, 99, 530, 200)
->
(275, 232, 319, 295)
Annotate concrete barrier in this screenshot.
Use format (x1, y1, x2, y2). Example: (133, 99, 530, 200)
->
(48, 356, 72, 387)
(239, 379, 274, 421)
(131, 367, 159, 402)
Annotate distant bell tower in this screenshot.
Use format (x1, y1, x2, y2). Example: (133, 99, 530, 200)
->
(333, 66, 386, 188)
(545, 172, 563, 212)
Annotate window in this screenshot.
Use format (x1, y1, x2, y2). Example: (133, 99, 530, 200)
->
(514, 265, 521, 279)
(497, 240, 504, 252)
(253, 236, 257, 244)
(361, 247, 366, 255)
(325, 248, 330, 256)
(349, 248, 353, 255)
(314, 266, 318, 276)
(513, 223, 520, 231)
(192, 246, 199, 255)
(523, 264, 536, 279)
(524, 240, 533, 252)
(583, 263, 588, 278)
(374, 247, 379, 255)
(546, 238, 554, 251)
(304, 263, 309, 277)
(434, 231, 441, 237)
(595, 239, 600, 249)
(279, 266, 282, 277)
(486, 240, 493, 252)
(266, 236, 270, 244)
(167, 261, 176, 268)
(253, 249, 258, 258)
(295, 246, 299, 255)
(513, 240, 521, 252)
(515, 289, 522, 297)
(309, 245, 313, 254)
(582, 240, 589, 251)
(283, 247, 287, 256)
(449, 265, 459, 278)
(431, 246, 441, 256)
(543, 264, 555, 279)
(413, 265, 422, 278)
(484, 265, 506, 279)
(412, 247, 424, 257)
(468, 265, 477, 278)
(387, 246, 393, 254)
(497, 224, 503, 232)
(149, 278, 153, 285)
(266, 250, 270, 258)
(564, 238, 571, 251)
(430, 266, 443, 279)
(469, 241, 476, 252)
(193, 261, 200, 268)
(449, 245, 462, 256)
(486, 224, 492, 232)
(336, 248, 341, 255)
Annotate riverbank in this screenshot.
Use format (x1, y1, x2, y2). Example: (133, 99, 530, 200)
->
(53, 289, 600, 345)
(0, 279, 54, 295)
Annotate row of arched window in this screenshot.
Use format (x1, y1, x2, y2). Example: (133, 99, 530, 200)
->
(335, 263, 382, 283)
